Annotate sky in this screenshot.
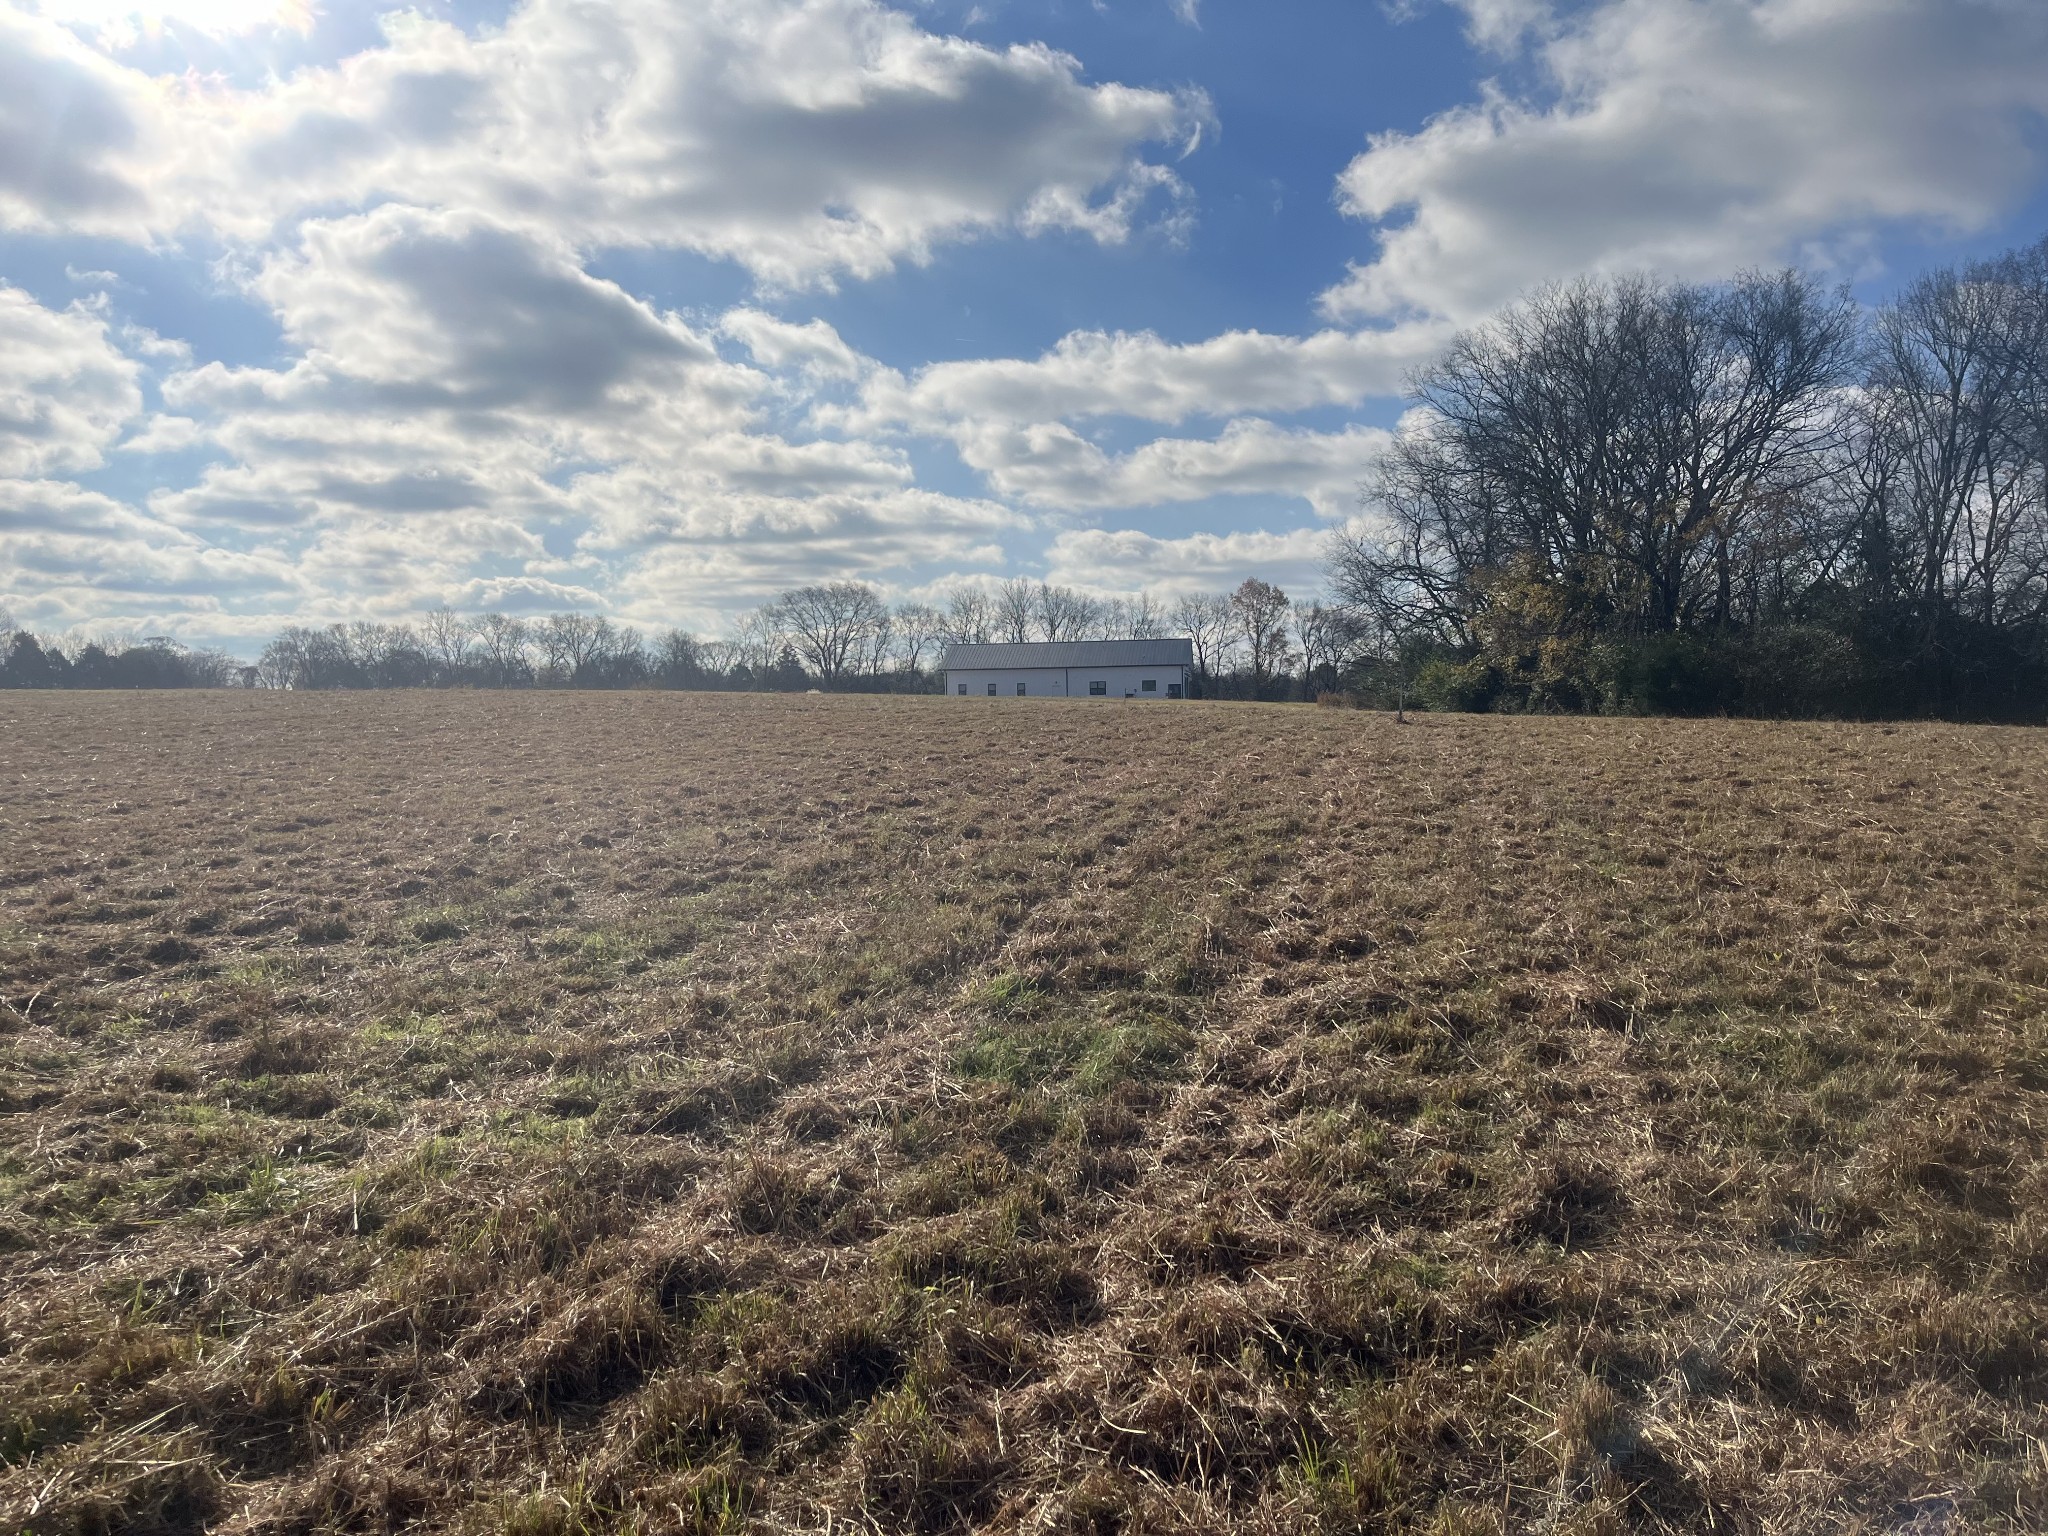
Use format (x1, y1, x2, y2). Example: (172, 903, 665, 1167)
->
(3, 0, 2048, 653)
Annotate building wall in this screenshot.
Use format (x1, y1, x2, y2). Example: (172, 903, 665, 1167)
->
(945, 664, 1189, 699)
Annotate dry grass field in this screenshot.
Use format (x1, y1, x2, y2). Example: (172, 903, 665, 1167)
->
(0, 692, 2044, 1536)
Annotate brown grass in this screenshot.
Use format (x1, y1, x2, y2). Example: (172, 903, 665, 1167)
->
(0, 691, 2043, 1534)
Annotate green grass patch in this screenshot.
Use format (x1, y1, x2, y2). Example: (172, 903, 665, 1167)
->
(954, 1005, 1191, 1094)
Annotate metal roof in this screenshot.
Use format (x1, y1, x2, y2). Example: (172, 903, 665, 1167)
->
(943, 638, 1194, 670)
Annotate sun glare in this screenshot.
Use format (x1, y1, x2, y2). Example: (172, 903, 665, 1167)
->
(35, 0, 315, 42)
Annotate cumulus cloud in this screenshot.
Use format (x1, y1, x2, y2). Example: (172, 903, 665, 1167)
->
(126, 205, 1020, 621)
(0, 0, 1280, 636)
(1043, 525, 1333, 595)
(284, 514, 556, 612)
(604, 482, 1023, 624)
(720, 309, 873, 383)
(442, 575, 610, 616)
(845, 323, 1444, 432)
(118, 415, 205, 454)
(1326, 0, 2048, 322)
(12, 0, 1207, 288)
(1432, 0, 1554, 52)
(830, 325, 1414, 524)
(152, 209, 767, 530)
(0, 285, 144, 476)
(575, 459, 1021, 559)
(236, 207, 757, 421)
(15, 0, 2048, 644)
(0, 10, 156, 236)
(955, 418, 1389, 518)
(0, 478, 299, 633)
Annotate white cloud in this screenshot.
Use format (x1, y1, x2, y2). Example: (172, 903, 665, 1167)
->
(720, 308, 873, 383)
(18, 0, 2048, 645)
(11, 0, 1208, 288)
(286, 514, 551, 610)
(845, 322, 1444, 432)
(119, 414, 204, 454)
(1324, 0, 2048, 322)
(575, 462, 1021, 559)
(603, 482, 1023, 624)
(955, 417, 1389, 518)
(1043, 525, 1332, 596)
(0, 285, 144, 475)
(151, 208, 769, 530)
(242, 206, 756, 421)
(127, 205, 1024, 621)
(0, 478, 300, 633)
(0, 0, 1308, 638)
(1434, 0, 1554, 52)
(0, 10, 158, 237)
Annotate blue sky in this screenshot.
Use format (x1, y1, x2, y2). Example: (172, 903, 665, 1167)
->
(3, 0, 2047, 652)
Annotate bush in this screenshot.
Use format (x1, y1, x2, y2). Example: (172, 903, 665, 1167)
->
(1596, 626, 1866, 718)
(1413, 657, 1499, 713)
(1726, 625, 1864, 717)
(1597, 633, 1732, 716)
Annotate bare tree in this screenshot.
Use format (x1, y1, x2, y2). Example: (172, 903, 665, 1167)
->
(892, 602, 948, 672)
(1292, 599, 1365, 698)
(182, 647, 240, 688)
(993, 578, 1037, 644)
(1094, 592, 1166, 640)
(1860, 250, 2048, 631)
(257, 629, 312, 689)
(1034, 583, 1099, 641)
(1318, 547, 1431, 719)
(1355, 269, 1858, 641)
(472, 613, 531, 685)
(421, 608, 475, 679)
(1170, 591, 1235, 690)
(857, 610, 896, 677)
(717, 609, 784, 676)
(654, 628, 705, 687)
(944, 586, 994, 646)
(1124, 592, 1167, 639)
(767, 583, 891, 683)
(1089, 596, 1125, 641)
(1229, 579, 1293, 699)
(332, 622, 430, 686)
(538, 613, 602, 681)
(257, 626, 358, 689)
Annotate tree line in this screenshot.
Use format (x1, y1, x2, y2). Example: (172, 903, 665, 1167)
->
(0, 581, 1356, 699)
(239, 578, 1341, 698)
(5, 234, 2042, 718)
(1330, 234, 2048, 720)
(0, 622, 242, 691)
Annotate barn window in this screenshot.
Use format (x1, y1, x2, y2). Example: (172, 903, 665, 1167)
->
(1088, 680, 1107, 695)
(957, 683, 966, 695)
(1141, 679, 1157, 692)
(1016, 682, 1027, 696)
(986, 683, 997, 695)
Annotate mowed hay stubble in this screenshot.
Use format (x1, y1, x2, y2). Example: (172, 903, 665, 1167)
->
(0, 690, 2043, 1534)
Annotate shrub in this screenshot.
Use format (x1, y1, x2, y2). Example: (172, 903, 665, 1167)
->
(1598, 632, 1732, 716)
(1413, 656, 1499, 713)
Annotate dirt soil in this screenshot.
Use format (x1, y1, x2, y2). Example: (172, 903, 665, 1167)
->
(0, 691, 2043, 1535)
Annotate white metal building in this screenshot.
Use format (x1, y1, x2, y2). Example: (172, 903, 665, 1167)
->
(943, 639, 1195, 700)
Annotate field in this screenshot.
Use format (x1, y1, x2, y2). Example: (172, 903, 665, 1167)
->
(0, 692, 2043, 1536)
